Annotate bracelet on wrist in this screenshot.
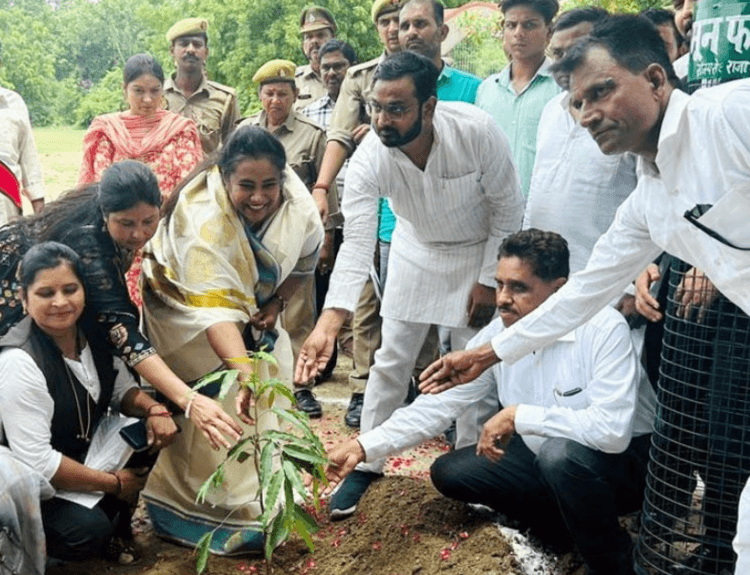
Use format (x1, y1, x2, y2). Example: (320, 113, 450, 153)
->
(109, 471, 122, 496)
(184, 390, 198, 420)
(313, 182, 330, 193)
(147, 404, 170, 417)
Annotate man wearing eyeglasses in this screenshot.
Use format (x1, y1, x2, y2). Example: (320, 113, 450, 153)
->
(296, 51, 524, 518)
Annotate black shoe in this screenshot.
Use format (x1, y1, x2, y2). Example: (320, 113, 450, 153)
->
(345, 393, 364, 428)
(294, 389, 322, 418)
(329, 470, 382, 519)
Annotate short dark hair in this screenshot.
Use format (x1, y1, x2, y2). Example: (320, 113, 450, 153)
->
(554, 7, 608, 32)
(123, 53, 165, 86)
(18, 241, 86, 292)
(551, 14, 679, 88)
(641, 8, 685, 47)
(401, 0, 445, 26)
(498, 229, 569, 282)
(373, 51, 438, 104)
(318, 39, 357, 65)
(501, 0, 559, 24)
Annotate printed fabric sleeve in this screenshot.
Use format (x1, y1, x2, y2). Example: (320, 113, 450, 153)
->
(78, 119, 115, 187)
(60, 225, 156, 367)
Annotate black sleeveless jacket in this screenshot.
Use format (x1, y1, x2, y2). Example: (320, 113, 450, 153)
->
(0, 316, 117, 464)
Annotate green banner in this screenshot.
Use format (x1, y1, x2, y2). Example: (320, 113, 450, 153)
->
(688, 0, 750, 90)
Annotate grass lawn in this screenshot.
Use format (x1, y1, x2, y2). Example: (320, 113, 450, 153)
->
(33, 126, 85, 203)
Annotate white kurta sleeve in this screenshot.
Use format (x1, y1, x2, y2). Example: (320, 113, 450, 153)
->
(0, 349, 63, 480)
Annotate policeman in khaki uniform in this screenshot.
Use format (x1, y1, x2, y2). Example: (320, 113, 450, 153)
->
(295, 6, 337, 111)
(164, 18, 240, 155)
(238, 60, 340, 418)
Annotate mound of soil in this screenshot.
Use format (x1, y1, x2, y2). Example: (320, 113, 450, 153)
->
(138, 476, 520, 575)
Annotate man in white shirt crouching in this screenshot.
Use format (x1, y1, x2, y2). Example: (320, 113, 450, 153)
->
(324, 229, 656, 575)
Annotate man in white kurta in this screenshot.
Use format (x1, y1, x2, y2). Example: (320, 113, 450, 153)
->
(0, 86, 45, 226)
(296, 52, 524, 516)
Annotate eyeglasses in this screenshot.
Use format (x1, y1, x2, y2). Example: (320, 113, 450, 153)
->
(366, 99, 413, 121)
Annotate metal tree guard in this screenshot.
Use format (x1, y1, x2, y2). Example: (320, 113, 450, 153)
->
(636, 258, 750, 575)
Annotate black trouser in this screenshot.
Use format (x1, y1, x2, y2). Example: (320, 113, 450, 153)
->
(430, 434, 651, 575)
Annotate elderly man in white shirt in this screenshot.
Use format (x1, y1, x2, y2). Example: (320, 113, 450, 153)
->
(422, 15, 750, 574)
(0, 86, 45, 225)
(296, 51, 524, 517)
(324, 229, 656, 575)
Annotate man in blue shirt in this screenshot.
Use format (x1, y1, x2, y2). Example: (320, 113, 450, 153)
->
(476, 0, 560, 196)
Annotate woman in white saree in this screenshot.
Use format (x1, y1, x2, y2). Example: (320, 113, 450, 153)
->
(139, 125, 323, 555)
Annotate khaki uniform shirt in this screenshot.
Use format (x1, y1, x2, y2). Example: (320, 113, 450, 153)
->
(327, 54, 385, 154)
(238, 110, 341, 228)
(164, 74, 240, 155)
(294, 64, 327, 111)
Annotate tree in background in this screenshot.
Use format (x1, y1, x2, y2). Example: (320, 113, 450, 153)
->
(0, 0, 661, 127)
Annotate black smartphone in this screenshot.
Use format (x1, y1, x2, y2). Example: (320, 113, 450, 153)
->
(119, 420, 150, 452)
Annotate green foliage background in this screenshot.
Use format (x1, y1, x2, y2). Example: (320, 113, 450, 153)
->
(1, 0, 665, 127)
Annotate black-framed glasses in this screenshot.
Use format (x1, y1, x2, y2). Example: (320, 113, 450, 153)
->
(365, 99, 412, 121)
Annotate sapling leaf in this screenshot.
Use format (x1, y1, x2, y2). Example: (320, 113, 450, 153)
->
(269, 383, 295, 404)
(292, 503, 319, 534)
(193, 370, 229, 391)
(227, 436, 256, 460)
(264, 470, 284, 519)
(195, 531, 213, 574)
(295, 518, 315, 553)
(218, 370, 240, 399)
(272, 405, 310, 428)
(254, 349, 277, 366)
(282, 459, 308, 500)
(283, 445, 329, 466)
(265, 513, 290, 560)
(259, 442, 274, 490)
